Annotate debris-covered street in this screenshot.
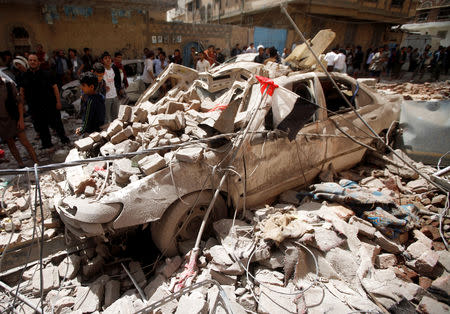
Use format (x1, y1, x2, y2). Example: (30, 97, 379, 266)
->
(1, 1, 450, 313)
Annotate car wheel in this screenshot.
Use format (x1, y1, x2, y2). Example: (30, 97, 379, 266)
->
(151, 191, 227, 256)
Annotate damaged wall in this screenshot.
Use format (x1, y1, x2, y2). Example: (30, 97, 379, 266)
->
(0, 2, 252, 59)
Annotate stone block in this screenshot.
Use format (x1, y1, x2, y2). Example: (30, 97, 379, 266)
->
(138, 153, 166, 176)
(165, 101, 185, 114)
(158, 112, 185, 131)
(175, 291, 207, 314)
(32, 265, 60, 293)
(104, 280, 121, 308)
(114, 139, 140, 154)
(114, 158, 138, 185)
(89, 132, 102, 142)
(84, 185, 96, 197)
(148, 286, 178, 313)
(418, 296, 449, 313)
(374, 231, 403, 254)
(129, 261, 146, 288)
(73, 281, 104, 312)
(349, 216, 376, 238)
(110, 126, 133, 144)
(75, 137, 94, 151)
(376, 253, 397, 269)
(106, 120, 124, 138)
(100, 142, 116, 156)
(118, 105, 132, 122)
(159, 256, 183, 278)
(65, 149, 95, 194)
(144, 274, 165, 299)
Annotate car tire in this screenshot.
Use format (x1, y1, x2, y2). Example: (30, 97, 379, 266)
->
(151, 191, 227, 257)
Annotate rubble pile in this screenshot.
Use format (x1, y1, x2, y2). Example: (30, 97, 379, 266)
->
(1, 148, 448, 313)
(377, 81, 450, 101)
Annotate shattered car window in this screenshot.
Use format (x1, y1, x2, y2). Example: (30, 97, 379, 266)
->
(320, 78, 355, 116)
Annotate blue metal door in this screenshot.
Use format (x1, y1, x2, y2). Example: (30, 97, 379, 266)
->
(182, 41, 204, 68)
(254, 27, 287, 54)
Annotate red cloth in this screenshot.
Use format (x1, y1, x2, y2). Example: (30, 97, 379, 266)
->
(256, 75, 278, 96)
(204, 50, 216, 66)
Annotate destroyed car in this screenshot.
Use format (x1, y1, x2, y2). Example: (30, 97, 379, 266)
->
(56, 62, 401, 256)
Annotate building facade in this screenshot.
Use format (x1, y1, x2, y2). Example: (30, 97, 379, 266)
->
(401, 0, 450, 48)
(0, 0, 251, 63)
(171, 0, 418, 52)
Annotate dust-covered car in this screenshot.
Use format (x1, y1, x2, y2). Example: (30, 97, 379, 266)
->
(55, 62, 401, 256)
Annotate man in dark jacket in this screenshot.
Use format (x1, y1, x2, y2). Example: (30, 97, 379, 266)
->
(254, 45, 266, 64)
(20, 53, 70, 149)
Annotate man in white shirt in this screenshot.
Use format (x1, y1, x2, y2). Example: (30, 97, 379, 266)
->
(246, 43, 257, 53)
(101, 51, 120, 123)
(154, 51, 168, 76)
(196, 52, 210, 73)
(142, 50, 155, 88)
(324, 48, 338, 72)
(333, 49, 347, 73)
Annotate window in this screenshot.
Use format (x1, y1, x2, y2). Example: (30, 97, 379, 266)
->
(417, 9, 430, 22)
(320, 78, 355, 116)
(437, 7, 450, 20)
(12, 27, 29, 39)
(391, 0, 404, 8)
(12, 26, 30, 55)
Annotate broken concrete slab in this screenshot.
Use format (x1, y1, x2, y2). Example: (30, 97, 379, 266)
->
(175, 146, 203, 163)
(104, 280, 121, 308)
(74, 137, 94, 151)
(32, 265, 59, 293)
(138, 153, 166, 176)
(175, 291, 207, 314)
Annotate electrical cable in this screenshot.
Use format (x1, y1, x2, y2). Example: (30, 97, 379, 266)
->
(33, 164, 45, 314)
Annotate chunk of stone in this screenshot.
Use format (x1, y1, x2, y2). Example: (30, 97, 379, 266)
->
(413, 230, 433, 248)
(430, 274, 450, 296)
(129, 261, 146, 288)
(209, 245, 234, 266)
(53, 296, 76, 313)
(175, 146, 203, 163)
(111, 126, 133, 144)
(89, 131, 102, 142)
(100, 142, 115, 156)
(147, 285, 178, 313)
(104, 280, 121, 308)
(84, 185, 96, 197)
(431, 194, 446, 207)
(175, 291, 206, 314)
(73, 281, 104, 312)
(209, 269, 237, 286)
(238, 293, 256, 312)
(166, 101, 185, 114)
(376, 253, 397, 269)
(374, 231, 403, 254)
(58, 254, 81, 279)
(32, 266, 59, 293)
(114, 158, 138, 185)
(119, 105, 132, 122)
(437, 250, 450, 272)
(114, 139, 140, 154)
(349, 216, 376, 238)
(106, 120, 123, 138)
(406, 178, 428, 193)
(159, 256, 183, 278)
(65, 149, 94, 194)
(138, 153, 166, 176)
(258, 250, 284, 269)
(144, 274, 165, 299)
(258, 284, 296, 314)
(74, 137, 94, 151)
(158, 113, 185, 131)
(407, 241, 430, 260)
(417, 296, 449, 313)
(254, 268, 284, 286)
(103, 296, 134, 314)
(82, 255, 104, 279)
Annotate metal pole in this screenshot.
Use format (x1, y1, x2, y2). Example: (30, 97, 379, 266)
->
(121, 263, 147, 303)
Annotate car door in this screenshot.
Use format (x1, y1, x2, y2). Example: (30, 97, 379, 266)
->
(319, 75, 372, 172)
(239, 77, 327, 208)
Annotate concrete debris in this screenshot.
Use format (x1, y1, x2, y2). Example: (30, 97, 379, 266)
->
(1, 60, 449, 314)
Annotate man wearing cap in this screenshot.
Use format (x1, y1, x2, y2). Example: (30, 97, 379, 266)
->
(254, 45, 266, 64)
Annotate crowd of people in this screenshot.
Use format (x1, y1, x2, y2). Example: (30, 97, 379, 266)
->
(0, 41, 449, 168)
(324, 44, 450, 82)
